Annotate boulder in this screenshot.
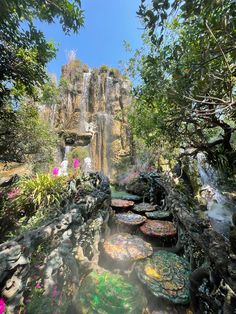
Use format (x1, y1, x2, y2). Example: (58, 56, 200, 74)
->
(74, 269, 146, 314)
(140, 220, 177, 238)
(135, 251, 191, 304)
(103, 233, 153, 262)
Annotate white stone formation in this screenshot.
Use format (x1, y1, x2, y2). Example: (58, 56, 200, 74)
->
(59, 159, 69, 176)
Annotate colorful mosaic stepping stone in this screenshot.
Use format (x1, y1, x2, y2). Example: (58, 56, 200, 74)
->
(103, 233, 153, 262)
(111, 191, 142, 202)
(76, 270, 146, 314)
(145, 210, 171, 220)
(115, 213, 147, 226)
(111, 199, 134, 209)
(133, 202, 156, 213)
(135, 251, 191, 304)
(140, 219, 177, 237)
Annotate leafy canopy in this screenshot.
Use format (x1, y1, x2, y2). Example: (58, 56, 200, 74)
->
(128, 0, 236, 161)
(0, 103, 59, 163)
(0, 0, 84, 106)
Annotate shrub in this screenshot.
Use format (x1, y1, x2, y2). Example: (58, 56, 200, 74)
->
(0, 173, 68, 238)
(67, 147, 89, 169)
(0, 104, 59, 164)
(27, 286, 69, 314)
(82, 64, 89, 72)
(99, 64, 109, 73)
(14, 173, 68, 214)
(59, 78, 70, 94)
(109, 68, 120, 78)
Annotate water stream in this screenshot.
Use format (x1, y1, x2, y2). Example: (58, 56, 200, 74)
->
(197, 153, 235, 236)
(80, 71, 91, 133)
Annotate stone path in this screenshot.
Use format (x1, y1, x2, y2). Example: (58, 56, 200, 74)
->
(76, 195, 192, 314)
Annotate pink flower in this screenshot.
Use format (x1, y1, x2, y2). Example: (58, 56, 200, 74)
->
(52, 286, 59, 298)
(35, 282, 42, 289)
(52, 167, 59, 176)
(73, 159, 80, 169)
(7, 187, 21, 200)
(0, 298, 5, 314)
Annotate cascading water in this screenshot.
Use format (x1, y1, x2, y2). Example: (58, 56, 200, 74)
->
(94, 112, 112, 176)
(58, 145, 72, 176)
(105, 76, 113, 114)
(197, 153, 235, 236)
(80, 71, 91, 133)
(64, 145, 72, 157)
(55, 62, 131, 179)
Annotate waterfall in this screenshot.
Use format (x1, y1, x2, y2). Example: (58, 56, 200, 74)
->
(65, 145, 72, 157)
(80, 71, 91, 132)
(197, 153, 235, 236)
(105, 76, 113, 114)
(90, 76, 114, 177)
(94, 112, 112, 177)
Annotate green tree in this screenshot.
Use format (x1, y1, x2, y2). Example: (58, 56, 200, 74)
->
(128, 0, 236, 163)
(0, 0, 84, 107)
(0, 0, 84, 164)
(0, 103, 58, 164)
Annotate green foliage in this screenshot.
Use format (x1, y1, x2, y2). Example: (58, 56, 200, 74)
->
(27, 287, 69, 314)
(60, 60, 89, 92)
(98, 65, 121, 78)
(67, 146, 89, 166)
(14, 173, 68, 212)
(109, 68, 121, 78)
(82, 64, 89, 73)
(59, 77, 70, 94)
(128, 1, 236, 161)
(0, 173, 67, 238)
(0, 104, 59, 163)
(0, 0, 84, 107)
(99, 65, 109, 73)
(0, 0, 84, 165)
(40, 78, 60, 106)
(16, 207, 51, 233)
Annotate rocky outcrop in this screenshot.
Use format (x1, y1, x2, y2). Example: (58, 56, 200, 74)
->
(120, 172, 236, 312)
(52, 60, 132, 179)
(0, 173, 111, 312)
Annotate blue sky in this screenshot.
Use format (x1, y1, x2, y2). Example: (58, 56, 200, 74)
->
(37, 0, 143, 79)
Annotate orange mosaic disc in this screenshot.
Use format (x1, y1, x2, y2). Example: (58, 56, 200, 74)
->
(140, 219, 177, 237)
(115, 213, 147, 226)
(111, 199, 134, 209)
(103, 233, 153, 262)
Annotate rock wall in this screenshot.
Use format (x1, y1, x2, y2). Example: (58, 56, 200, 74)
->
(0, 173, 111, 312)
(53, 60, 132, 179)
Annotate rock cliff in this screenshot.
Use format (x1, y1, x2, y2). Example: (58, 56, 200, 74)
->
(52, 60, 132, 178)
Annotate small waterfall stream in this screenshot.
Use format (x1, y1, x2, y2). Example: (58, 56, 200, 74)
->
(56, 65, 131, 179)
(197, 153, 235, 236)
(80, 71, 91, 133)
(92, 76, 114, 177)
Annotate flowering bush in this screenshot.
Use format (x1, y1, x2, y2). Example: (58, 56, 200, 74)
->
(7, 187, 21, 200)
(14, 173, 68, 213)
(0, 298, 5, 314)
(27, 284, 69, 314)
(73, 159, 80, 169)
(52, 167, 59, 176)
(67, 147, 89, 169)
